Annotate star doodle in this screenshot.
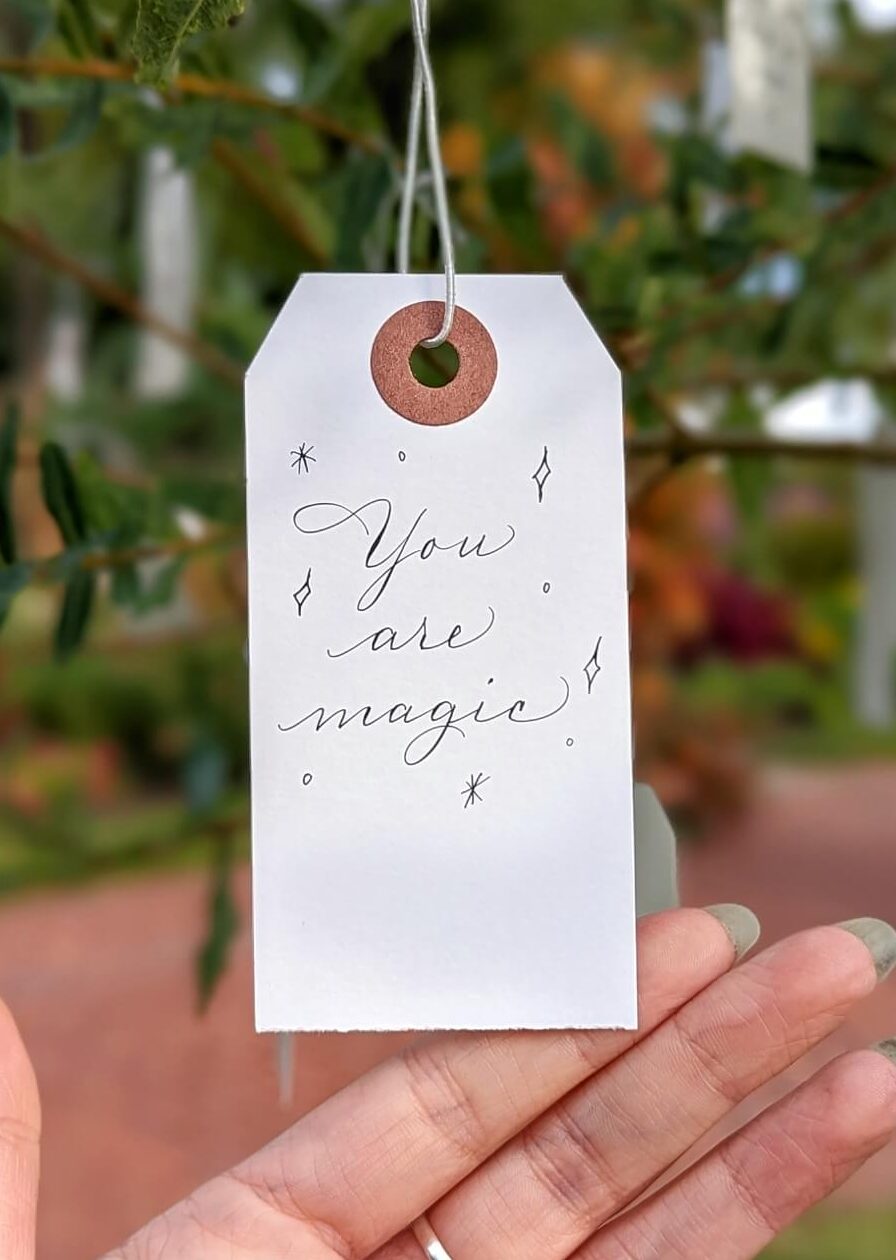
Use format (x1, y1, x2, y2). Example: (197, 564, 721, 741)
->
(293, 568, 313, 617)
(532, 446, 551, 503)
(461, 771, 490, 809)
(290, 442, 316, 475)
(584, 635, 603, 694)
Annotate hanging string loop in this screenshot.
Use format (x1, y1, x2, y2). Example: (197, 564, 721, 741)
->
(397, 0, 456, 349)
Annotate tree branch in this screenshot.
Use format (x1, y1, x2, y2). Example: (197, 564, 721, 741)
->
(14, 430, 896, 597)
(0, 54, 382, 153)
(30, 528, 241, 584)
(0, 216, 244, 388)
(627, 429, 896, 464)
(666, 359, 896, 395)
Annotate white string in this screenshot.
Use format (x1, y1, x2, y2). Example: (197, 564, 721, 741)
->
(396, 0, 424, 276)
(397, 0, 456, 348)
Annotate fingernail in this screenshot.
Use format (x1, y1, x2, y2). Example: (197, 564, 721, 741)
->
(873, 1038, 896, 1066)
(704, 904, 761, 961)
(839, 918, 896, 982)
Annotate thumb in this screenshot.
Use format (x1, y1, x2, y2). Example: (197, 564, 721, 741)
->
(0, 1000, 40, 1260)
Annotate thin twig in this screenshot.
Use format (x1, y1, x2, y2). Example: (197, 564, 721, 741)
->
(30, 528, 241, 583)
(666, 358, 896, 394)
(211, 137, 328, 262)
(627, 430, 896, 464)
(0, 54, 382, 152)
(0, 216, 244, 388)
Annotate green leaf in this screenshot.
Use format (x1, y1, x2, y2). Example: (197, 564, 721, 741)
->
(39, 442, 87, 546)
(283, 0, 333, 57)
(196, 845, 239, 1010)
(301, 0, 408, 102)
(184, 734, 228, 813)
(486, 139, 543, 258)
(48, 542, 91, 582)
(0, 80, 16, 157)
(548, 93, 615, 189)
(58, 0, 103, 56)
(54, 569, 96, 659)
(333, 151, 392, 270)
(0, 404, 20, 564)
(0, 561, 31, 629)
(729, 456, 773, 531)
(54, 82, 106, 155)
(163, 475, 244, 525)
(132, 0, 246, 86)
(133, 557, 184, 613)
(76, 451, 149, 543)
(110, 562, 141, 608)
(340, 0, 409, 64)
(3, 0, 56, 45)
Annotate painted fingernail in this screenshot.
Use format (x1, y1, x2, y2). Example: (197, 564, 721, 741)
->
(873, 1038, 896, 1066)
(704, 904, 761, 961)
(839, 918, 896, 982)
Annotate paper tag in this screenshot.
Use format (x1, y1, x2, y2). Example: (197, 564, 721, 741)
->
(245, 274, 636, 1032)
(727, 0, 812, 172)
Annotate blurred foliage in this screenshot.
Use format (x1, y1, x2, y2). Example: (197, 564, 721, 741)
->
(683, 658, 896, 761)
(763, 1207, 896, 1259)
(1, 0, 896, 998)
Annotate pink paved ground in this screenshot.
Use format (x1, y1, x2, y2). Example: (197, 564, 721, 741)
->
(0, 765, 893, 1259)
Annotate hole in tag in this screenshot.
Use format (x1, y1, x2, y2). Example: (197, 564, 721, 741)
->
(408, 340, 460, 388)
(370, 301, 498, 426)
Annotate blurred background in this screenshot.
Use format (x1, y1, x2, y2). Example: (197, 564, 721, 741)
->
(0, 0, 895, 1255)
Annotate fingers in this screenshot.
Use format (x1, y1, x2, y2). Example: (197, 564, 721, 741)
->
(225, 908, 741, 1258)
(580, 1046, 896, 1260)
(0, 1000, 40, 1260)
(378, 921, 882, 1260)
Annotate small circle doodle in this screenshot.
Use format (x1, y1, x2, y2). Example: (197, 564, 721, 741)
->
(398, 451, 406, 462)
(302, 773, 313, 786)
(566, 738, 574, 747)
(543, 582, 551, 593)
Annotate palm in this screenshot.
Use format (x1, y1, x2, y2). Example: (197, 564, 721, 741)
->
(1, 909, 894, 1260)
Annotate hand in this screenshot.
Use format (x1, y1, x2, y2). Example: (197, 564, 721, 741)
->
(2, 909, 895, 1260)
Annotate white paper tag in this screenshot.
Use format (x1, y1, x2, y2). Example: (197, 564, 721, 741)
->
(727, 0, 812, 172)
(245, 274, 636, 1032)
